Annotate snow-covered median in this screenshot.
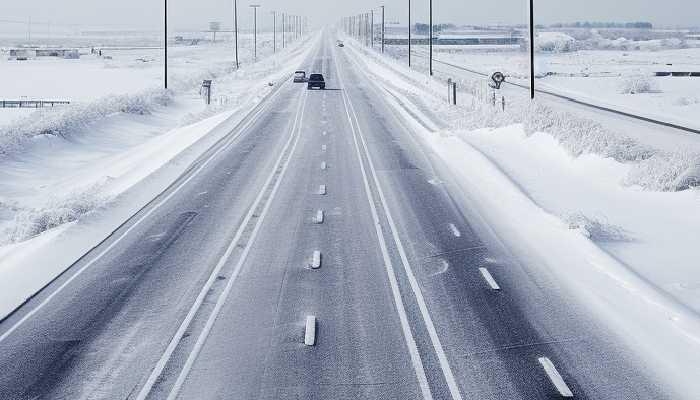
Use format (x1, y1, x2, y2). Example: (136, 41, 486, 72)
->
(0, 33, 319, 319)
(343, 35, 700, 398)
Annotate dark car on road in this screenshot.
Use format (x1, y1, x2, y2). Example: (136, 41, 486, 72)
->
(293, 70, 306, 83)
(307, 73, 325, 90)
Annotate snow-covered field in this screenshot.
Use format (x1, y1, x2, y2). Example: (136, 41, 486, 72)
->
(386, 37, 700, 129)
(0, 31, 318, 318)
(343, 34, 700, 397)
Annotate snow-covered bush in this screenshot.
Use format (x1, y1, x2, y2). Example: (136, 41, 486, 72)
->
(563, 213, 631, 242)
(536, 32, 576, 53)
(0, 88, 173, 157)
(0, 183, 110, 245)
(618, 75, 658, 94)
(674, 96, 700, 106)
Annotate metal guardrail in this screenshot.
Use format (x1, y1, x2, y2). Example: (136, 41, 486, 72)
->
(1, 100, 71, 108)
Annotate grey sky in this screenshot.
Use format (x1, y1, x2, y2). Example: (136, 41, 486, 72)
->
(1, 0, 698, 32)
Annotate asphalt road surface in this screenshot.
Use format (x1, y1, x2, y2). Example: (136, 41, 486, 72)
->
(0, 30, 670, 400)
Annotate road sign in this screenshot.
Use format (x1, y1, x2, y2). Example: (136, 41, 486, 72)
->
(490, 71, 506, 89)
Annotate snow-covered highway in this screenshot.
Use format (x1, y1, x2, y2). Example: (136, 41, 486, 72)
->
(0, 30, 674, 399)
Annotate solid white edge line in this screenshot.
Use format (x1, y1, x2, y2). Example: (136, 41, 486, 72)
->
(538, 357, 575, 397)
(319, 184, 327, 195)
(478, 267, 501, 291)
(335, 39, 464, 400)
(0, 77, 292, 345)
(332, 39, 434, 400)
(161, 88, 310, 400)
(311, 250, 322, 269)
(448, 223, 461, 238)
(315, 209, 324, 224)
(304, 315, 317, 346)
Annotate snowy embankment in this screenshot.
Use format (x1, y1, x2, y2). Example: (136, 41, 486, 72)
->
(342, 35, 700, 397)
(0, 33, 319, 319)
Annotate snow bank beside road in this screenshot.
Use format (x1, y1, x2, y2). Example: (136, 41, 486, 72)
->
(343, 35, 700, 397)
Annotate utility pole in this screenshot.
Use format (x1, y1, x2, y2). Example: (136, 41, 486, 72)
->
(250, 4, 260, 62)
(164, 0, 167, 89)
(282, 13, 285, 48)
(408, 0, 411, 67)
(371, 10, 374, 48)
(234, 0, 239, 68)
(271, 11, 276, 53)
(429, 0, 433, 75)
(381, 6, 385, 53)
(529, 0, 535, 99)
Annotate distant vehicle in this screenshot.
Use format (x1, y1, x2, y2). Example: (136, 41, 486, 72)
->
(293, 71, 306, 83)
(337, 40, 344, 47)
(307, 73, 325, 90)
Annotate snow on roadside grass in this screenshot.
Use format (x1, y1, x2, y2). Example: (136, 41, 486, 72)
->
(346, 38, 700, 192)
(0, 34, 316, 246)
(1, 181, 110, 245)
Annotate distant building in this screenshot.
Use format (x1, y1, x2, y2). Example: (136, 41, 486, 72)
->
(8, 48, 80, 60)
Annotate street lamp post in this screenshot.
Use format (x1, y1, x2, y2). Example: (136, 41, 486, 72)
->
(529, 0, 535, 99)
(381, 6, 385, 53)
(250, 4, 260, 62)
(408, 0, 411, 67)
(371, 10, 374, 48)
(164, 0, 167, 89)
(234, 0, 239, 68)
(271, 11, 276, 53)
(429, 0, 433, 75)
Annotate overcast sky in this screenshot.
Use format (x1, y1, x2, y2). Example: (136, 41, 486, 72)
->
(1, 0, 698, 32)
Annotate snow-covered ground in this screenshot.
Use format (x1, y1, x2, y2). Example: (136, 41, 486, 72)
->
(387, 40, 700, 130)
(343, 34, 700, 397)
(0, 31, 318, 318)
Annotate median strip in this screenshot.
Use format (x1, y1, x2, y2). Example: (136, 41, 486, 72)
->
(538, 357, 574, 397)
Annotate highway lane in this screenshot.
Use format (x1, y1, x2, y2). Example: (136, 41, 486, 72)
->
(0, 39, 324, 399)
(168, 38, 425, 400)
(0, 31, 673, 400)
(333, 34, 670, 399)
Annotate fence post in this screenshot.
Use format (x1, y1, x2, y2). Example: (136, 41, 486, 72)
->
(447, 78, 452, 104)
(501, 96, 505, 111)
(452, 81, 457, 105)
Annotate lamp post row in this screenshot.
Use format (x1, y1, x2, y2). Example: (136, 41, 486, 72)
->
(341, 0, 537, 98)
(163, 0, 306, 89)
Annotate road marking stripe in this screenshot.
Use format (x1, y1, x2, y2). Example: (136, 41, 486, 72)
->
(335, 42, 463, 400)
(320, 161, 327, 170)
(333, 43, 434, 400)
(136, 87, 310, 400)
(310, 250, 322, 269)
(538, 357, 574, 397)
(478, 268, 501, 290)
(448, 223, 461, 237)
(0, 76, 293, 344)
(314, 209, 324, 224)
(305, 315, 317, 346)
(319, 184, 327, 195)
(321, 144, 327, 151)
